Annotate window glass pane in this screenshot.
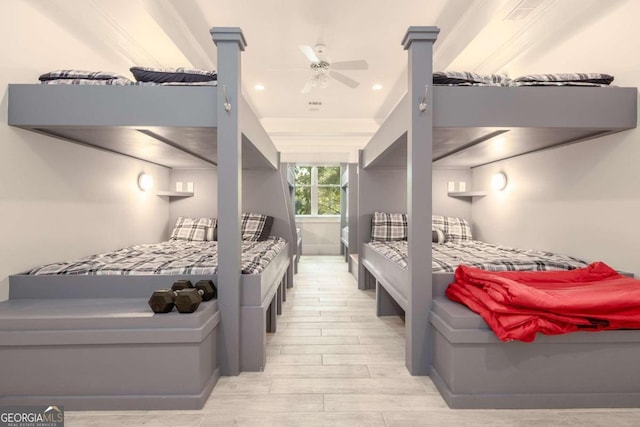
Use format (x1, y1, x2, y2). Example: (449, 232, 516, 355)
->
(317, 166, 340, 185)
(295, 186, 311, 215)
(295, 166, 311, 186)
(317, 187, 340, 215)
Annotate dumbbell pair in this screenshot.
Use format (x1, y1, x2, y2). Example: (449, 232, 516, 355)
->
(148, 279, 217, 314)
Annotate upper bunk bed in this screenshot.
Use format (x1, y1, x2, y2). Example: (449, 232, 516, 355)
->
(362, 86, 637, 169)
(356, 26, 638, 377)
(5, 27, 292, 377)
(7, 81, 278, 171)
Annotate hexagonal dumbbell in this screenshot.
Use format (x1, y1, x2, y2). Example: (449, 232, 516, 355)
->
(148, 289, 177, 313)
(174, 280, 217, 313)
(174, 288, 202, 313)
(148, 280, 217, 314)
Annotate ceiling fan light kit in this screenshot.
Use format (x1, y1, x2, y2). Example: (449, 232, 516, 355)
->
(299, 43, 369, 93)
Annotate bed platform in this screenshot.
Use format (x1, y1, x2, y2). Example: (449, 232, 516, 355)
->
(0, 298, 220, 410)
(430, 295, 640, 409)
(371, 260, 640, 408)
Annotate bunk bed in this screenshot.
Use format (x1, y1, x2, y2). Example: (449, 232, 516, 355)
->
(340, 165, 349, 260)
(2, 27, 294, 410)
(357, 26, 638, 408)
(340, 163, 359, 277)
(282, 163, 301, 274)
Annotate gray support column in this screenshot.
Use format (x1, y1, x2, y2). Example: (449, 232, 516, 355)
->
(279, 162, 296, 289)
(347, 163, 359, 253)
(357, 151, 371, 289)
(340, 163, 348, 257)
(211, 27, 247, 376)
(402, 26, 439, 375)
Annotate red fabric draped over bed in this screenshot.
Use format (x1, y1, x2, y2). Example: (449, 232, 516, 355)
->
(446, 262, 640, 342)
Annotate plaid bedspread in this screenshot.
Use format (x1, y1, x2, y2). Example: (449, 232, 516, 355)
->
(367, 240, 587, 273)
(432, 71, 614, 87)
(28, 238, 286, 276)
(41, 79, 217, 86)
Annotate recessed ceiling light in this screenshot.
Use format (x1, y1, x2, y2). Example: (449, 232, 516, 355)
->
(254, 84, 265, 91)
(372, 84, 383, 91)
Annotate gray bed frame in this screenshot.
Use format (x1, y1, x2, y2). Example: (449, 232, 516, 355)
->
(0, 297, 221, 411)
(356, 26, 639, 407)
(340, 163, 358, 272)
(4, 27, 295, 409)
(282, 163, 301, 274)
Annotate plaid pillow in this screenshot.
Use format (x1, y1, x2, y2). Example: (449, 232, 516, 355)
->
(432, 215, 472, 242)
(130, 67, 217, 83)
(371, 212, 408, 242)
(242, 213, 271, 241)
(433, 71, 511, 86)
(170, 217, 215, 241)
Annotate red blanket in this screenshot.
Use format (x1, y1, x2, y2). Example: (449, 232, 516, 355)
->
(445, 262, 640, 342)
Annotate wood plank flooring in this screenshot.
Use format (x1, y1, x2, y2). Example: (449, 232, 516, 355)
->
(67, 256, 640, 426)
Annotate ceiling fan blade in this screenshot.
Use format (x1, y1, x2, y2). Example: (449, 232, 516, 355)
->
(301, 80, 313, 94)
(331, 60, 368, 70)
(299, 45, 319, 63)
(329, 70, 359, 88)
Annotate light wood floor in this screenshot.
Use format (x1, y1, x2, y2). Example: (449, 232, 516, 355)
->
(68, 256, 640, 426)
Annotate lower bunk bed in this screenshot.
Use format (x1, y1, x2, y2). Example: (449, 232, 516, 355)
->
(1, 237, 290, 410)
(430, 265, 640, 409)
(360, 237, 640, 408)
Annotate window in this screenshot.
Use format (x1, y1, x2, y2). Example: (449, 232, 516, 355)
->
(295, 165, 341, 216)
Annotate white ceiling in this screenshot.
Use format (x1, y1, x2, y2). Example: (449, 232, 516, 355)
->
(20, 0, 631, 161)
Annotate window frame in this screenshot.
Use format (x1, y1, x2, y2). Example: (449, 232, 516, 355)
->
(295, 165, 341, 217)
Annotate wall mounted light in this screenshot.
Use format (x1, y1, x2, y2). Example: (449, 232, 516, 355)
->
(492, 172, 508, 191)
(138, 173, 154, 192)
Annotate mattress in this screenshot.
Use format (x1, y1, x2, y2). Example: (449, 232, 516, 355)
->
(367, 240, 587, 273)
(28, 237, 286, 276)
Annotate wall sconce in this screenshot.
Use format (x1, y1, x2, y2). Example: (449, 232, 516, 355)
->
(138, 173, 154, 192)
(492, 172, 508, 191)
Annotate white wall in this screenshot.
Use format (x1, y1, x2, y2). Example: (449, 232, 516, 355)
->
(472, 0, 640, 275)
(168, 169, 217, 234)
(0, 2, 169, 300)
(433, 168, 472, 220)
(297, 217, 341, 255)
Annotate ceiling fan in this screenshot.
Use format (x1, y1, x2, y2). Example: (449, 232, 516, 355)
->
(299, 44, 368, 93)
